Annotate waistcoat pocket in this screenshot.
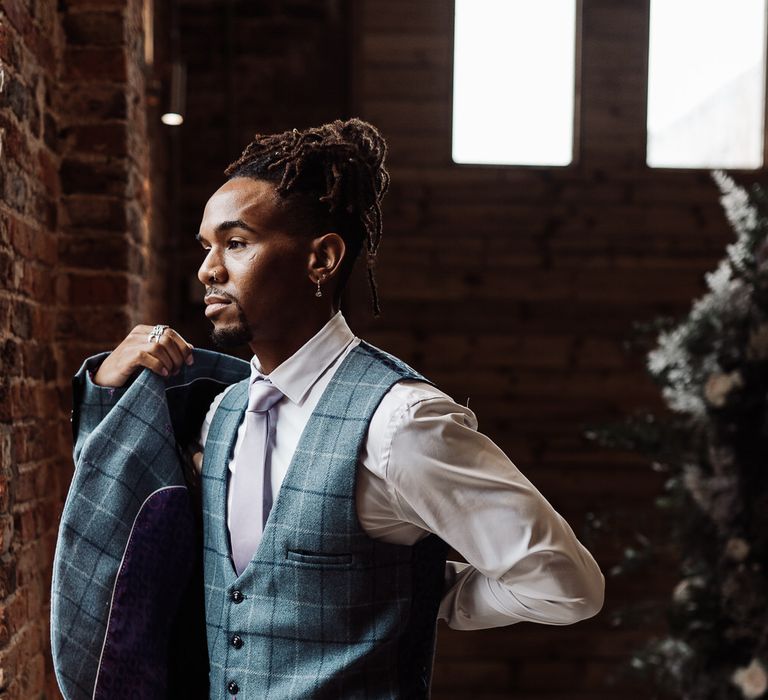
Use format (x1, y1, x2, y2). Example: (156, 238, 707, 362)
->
(285, 548, 354, 568)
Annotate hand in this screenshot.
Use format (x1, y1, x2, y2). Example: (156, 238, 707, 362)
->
(92, 325, 195, 387)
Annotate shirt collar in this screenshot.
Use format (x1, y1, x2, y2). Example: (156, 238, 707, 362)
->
(249, 310, 356, 405)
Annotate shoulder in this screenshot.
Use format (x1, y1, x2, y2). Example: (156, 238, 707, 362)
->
(363, 377, 479, 478)
(353, 340, 472, 422)
(356, 338, 478, 442)
(352, 340, 428, 383)
(378, 378, 478, 432)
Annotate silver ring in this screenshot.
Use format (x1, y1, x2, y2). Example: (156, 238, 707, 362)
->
(211, 271, 217, 283)
(148, 324, 169, 343)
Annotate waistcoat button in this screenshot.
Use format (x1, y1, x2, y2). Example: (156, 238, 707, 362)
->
(231, 634, 243, 649)
(231, 589, 244, 603)
(228, 680, 239, 695)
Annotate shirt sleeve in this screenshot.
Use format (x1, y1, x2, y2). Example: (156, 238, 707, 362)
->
(381, 390, 606, 630)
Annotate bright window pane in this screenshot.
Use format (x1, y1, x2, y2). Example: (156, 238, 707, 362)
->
(452, 0, 577, 166)
(647, 0, 767, 169)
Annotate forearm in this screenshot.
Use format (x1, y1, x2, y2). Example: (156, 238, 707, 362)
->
(438, 531, 605, 630)
(378, 389, 606, 631)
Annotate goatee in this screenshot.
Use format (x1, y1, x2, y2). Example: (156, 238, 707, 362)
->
(209, 307, 252, 349)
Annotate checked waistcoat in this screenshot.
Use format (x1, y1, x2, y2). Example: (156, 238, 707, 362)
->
(202, 341, 450, 699)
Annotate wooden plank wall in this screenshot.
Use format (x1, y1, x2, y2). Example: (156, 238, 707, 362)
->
(346, 1, 768, 698)
(167, 0, 768, 696)
(172, 0, 350, 336)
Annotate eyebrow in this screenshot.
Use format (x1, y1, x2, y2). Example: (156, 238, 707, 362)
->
(196, 219, 259, 242)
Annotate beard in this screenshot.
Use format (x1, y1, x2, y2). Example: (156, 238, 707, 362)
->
(208, 303, 253, 349)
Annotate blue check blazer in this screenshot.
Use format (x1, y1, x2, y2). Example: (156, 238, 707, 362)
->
(51, 348, 250, 700)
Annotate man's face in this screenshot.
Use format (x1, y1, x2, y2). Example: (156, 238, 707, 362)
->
(196, 177, 311, 349)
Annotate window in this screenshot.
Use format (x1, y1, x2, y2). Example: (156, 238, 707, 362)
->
(647, 0, 767, 169)
(451, 0, 578, 167)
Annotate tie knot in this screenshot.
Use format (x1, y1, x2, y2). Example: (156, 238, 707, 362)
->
(247, 378, 284, 413)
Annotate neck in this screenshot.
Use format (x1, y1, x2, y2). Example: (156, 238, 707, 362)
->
(249, 306, 338, 374)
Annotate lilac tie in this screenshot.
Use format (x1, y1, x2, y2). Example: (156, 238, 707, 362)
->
(229, 377, 284, 576)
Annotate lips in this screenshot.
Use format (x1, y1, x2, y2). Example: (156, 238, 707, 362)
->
(204, 295, 232, 318)
(204, 295, 231, 305)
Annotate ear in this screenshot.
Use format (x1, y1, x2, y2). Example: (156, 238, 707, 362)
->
(307, 232, 346, 284)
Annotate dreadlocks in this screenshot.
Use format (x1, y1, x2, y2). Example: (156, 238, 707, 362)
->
(223, 117, 391, 317)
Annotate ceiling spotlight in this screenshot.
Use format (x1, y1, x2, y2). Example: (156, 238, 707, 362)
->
(161, 112, 183, 126)
(161, 60, 186, 127)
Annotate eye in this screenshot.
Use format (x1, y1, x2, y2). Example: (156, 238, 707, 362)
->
(227, 240, 246, 249)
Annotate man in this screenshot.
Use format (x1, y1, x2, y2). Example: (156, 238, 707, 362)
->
(52, 118, 604, 699)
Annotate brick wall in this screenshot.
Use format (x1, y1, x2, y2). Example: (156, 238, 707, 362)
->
(0, 0, 163, 696)
(0, 0, 61, 692)
(57, 0, 163, 365)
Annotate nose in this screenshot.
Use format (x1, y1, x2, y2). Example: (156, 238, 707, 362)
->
(197, 249, 226, 287)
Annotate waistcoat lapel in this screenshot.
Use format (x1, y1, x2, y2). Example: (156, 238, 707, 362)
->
(200, 379, 248, 579)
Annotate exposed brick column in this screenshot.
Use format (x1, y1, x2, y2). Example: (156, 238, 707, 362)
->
(57, 0, 165, 370)
(0, 0, 67, 695)
(0, 0, 166, 696)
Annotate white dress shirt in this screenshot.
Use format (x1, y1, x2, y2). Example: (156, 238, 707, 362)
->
(198, 311, 605, 630)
